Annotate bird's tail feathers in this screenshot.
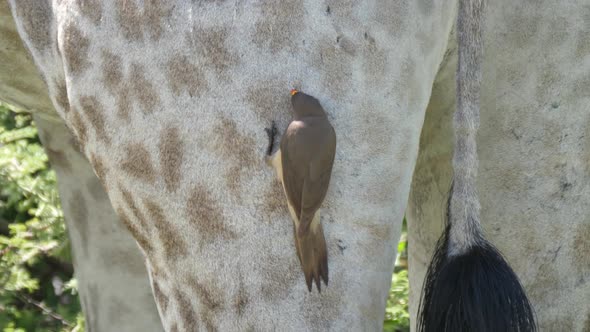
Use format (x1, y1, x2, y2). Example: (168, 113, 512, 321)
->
(294, 213, 328, 292)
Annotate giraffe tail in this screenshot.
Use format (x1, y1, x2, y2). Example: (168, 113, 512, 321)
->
(294, 216, 328, 293)
(416, 0, 536, 331)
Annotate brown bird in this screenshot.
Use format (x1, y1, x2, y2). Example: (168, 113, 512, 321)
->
(266, 89, 336, 292)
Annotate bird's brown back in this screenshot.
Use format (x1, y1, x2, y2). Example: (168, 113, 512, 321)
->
(280, 94, 336, 222)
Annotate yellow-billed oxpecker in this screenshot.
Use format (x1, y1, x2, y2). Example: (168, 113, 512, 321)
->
(266, 89, 336, 292)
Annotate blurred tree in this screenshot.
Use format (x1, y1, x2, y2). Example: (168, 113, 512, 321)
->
(384, 218, 410, 332)
(0, 103, 83, 332)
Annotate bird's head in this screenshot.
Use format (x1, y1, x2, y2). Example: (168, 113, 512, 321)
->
(290, 89, 326, 118)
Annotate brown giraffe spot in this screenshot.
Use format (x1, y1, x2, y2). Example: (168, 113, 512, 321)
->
(144, 199, 188, 258)
(187, 26, 238, 75)
(89, 153, 108, 190)
(534, 63, 563, 102)
(169, 323, 178, 332)
(152, 280, 169, 314)
(190, 277, 223, 331)
(116, 0, 144, 41)
(102, 51, 165, 118)
(69, 110, 88, 150)
(357, 221, 394, 258)
(62, 23, 90, 75)
(45, 147, 72, 172)
(245, 80, 291, 122)
(101, 51, 123, 93)
(253, 0, 303, 53)
(372, 0, 408, 37)
(100, 51, 133, 120)
(203, 312, 218, 331)
(119, 185, 149, 230)
(142, 1, 173, 40)
(116, 87, 133, 120)
(234, 275, 248, 317)
(76, 0, 102, 25)
(12, 1, 52, 51)
(337, 35, 357, 56)
(69, 136, 83, 154)
(174, 289, 199, 331)
(259, 179, 288, 220)
(366, 223, 393, 242)
(121, 143, 156, 183)
(544, 16, 569, 47)
(190, 277, 222, 311)
(116, 0, 173, 41)
(214, 117, 257, 195)
(53, 78, 70, 113)
(224, 170, 243, 198)
(116, 208, 153, 254)
(528, 261, 560, 304)
(159, 126, 184, 192)
(166, 54, 208, 97)
(130, 63, 160, 113)
(186, 185, 236, 245)
(68, 191, 89, 256)
(79, 95, 111, 144)
(358, 100, 393, 160)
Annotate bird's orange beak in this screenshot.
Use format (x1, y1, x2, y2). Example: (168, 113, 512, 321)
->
(290, 89, 299, 96)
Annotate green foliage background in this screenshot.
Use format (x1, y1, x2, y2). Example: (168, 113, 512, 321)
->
(0, 103, 409, 332)
(0, 104, 83, 332)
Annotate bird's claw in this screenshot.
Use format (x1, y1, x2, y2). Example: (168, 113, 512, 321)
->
(265, 121, 277, 156)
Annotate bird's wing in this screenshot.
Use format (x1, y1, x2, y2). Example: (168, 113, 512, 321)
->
(280, 123, 307, 221)
(298, 135, 335, 233)
(281, 121, 335, 232)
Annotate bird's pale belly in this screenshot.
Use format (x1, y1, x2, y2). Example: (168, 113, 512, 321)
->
(269, 149, 320, 232)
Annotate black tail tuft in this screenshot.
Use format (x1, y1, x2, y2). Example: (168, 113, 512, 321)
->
(417, 224, 537, 332)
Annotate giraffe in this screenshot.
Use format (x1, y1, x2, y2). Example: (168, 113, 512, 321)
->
(0, 2, 163, 331)
(408, 2, 590, 330)
(2, 1, 589, 331)
(35, 115, 164, 332)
